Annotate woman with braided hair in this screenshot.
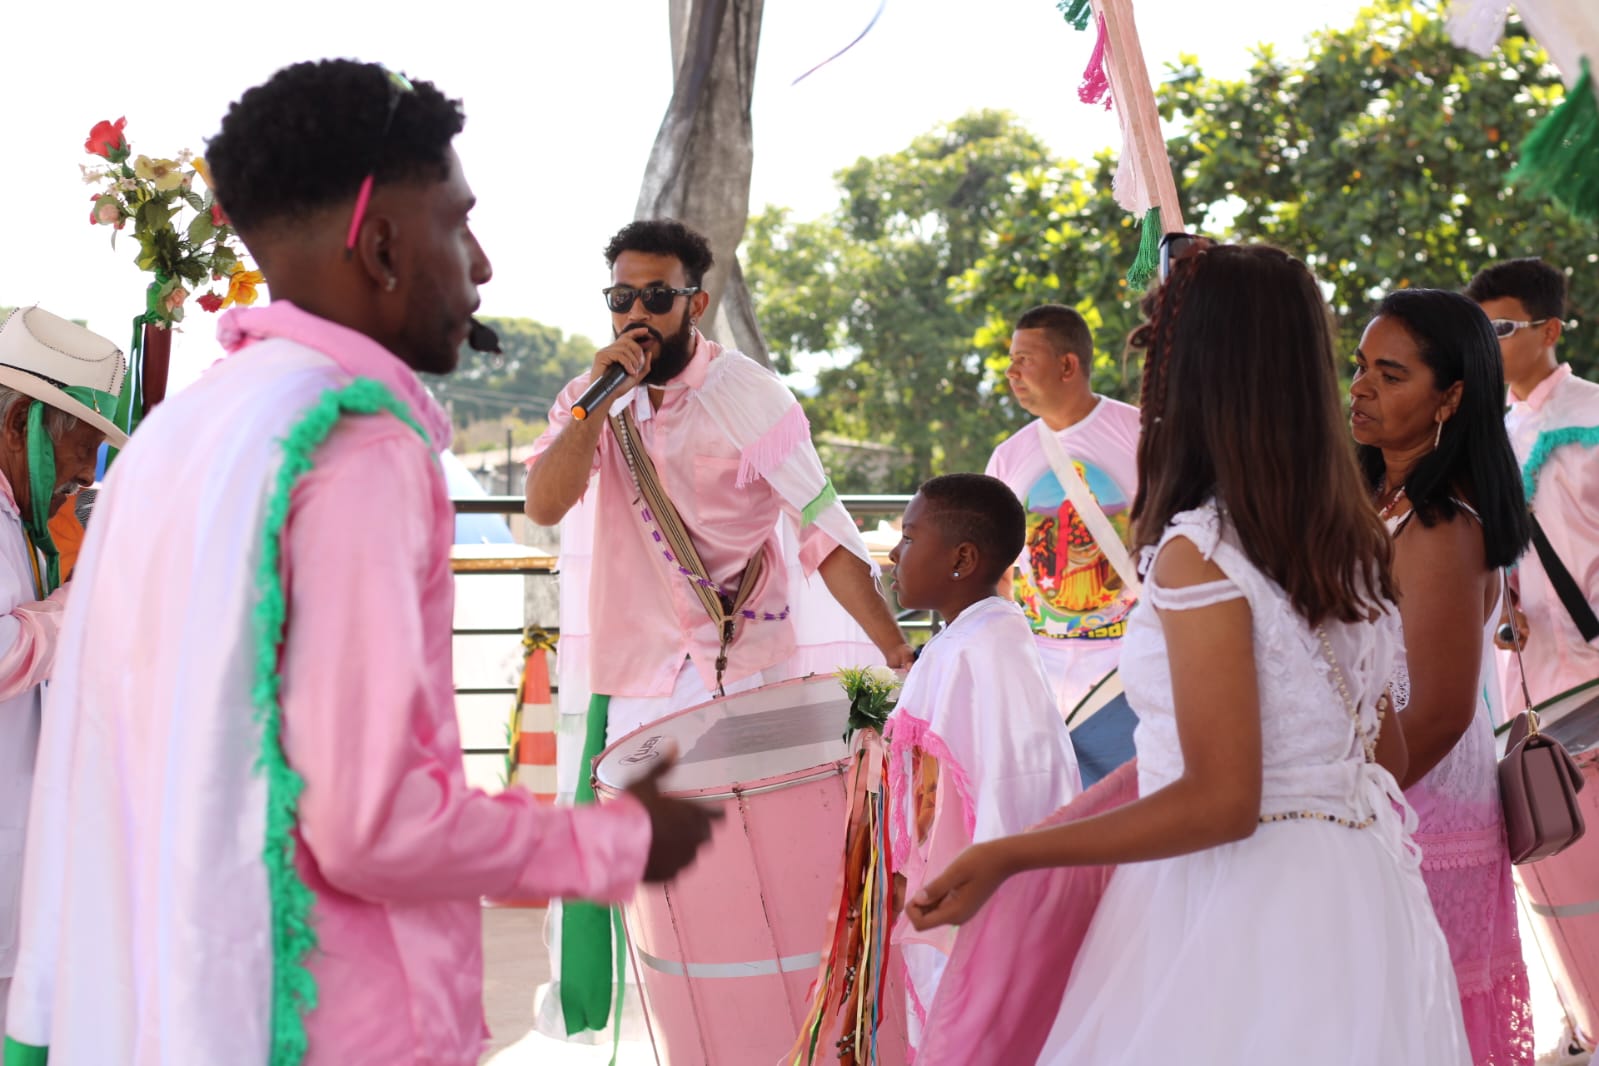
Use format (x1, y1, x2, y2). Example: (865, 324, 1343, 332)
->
(906, 244, 1470, 1064)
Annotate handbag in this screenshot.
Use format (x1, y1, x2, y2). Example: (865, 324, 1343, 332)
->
(1497, 569, 1587, 864)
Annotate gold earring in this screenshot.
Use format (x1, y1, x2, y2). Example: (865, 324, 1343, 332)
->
(1433, 419, 1442, 450)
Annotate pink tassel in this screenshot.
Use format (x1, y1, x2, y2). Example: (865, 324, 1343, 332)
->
(736, 401, 811, 488)
(1079, 15, 1113, 111)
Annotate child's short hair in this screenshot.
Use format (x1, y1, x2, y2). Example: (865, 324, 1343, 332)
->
(917, 474, 1027, 585)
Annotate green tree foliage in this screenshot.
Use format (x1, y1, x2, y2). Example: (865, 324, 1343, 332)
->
(745, 111, 1054, 489)
(748, 0, 1594, 492)
(424, 316, 597, 429)
(1161, 0, 1595, 376)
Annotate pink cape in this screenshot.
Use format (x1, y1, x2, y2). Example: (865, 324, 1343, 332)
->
(914, 760, 1138, 1063)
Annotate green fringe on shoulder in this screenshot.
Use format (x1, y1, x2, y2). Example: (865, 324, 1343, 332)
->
(1512, 58, 1599, 223)
(1521, 423, 1599, 504)
(254, 377, 427, 1066)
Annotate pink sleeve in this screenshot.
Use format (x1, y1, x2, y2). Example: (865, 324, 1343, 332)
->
(524, 373, 597, 471)
(797, 520, 842, 575)
(0, 584, 68, 700)
(282, 423, 650, 904)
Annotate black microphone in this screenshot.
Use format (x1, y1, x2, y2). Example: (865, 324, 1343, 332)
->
(572, 362, 629, 422)
(572, 326, 651, 421)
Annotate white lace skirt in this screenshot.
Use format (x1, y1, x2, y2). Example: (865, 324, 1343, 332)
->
(1038, 818, 1472, 1065)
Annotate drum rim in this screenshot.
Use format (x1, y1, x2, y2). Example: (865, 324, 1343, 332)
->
(1066, 669, 1123, 729)
(1495, 676, 1599, 738)
(593, 672, 852, 796)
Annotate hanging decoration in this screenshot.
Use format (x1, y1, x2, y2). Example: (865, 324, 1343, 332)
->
(1444, 0, 1599, 222)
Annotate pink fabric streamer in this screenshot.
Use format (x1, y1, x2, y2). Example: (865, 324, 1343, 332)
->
(914, 759, 1139, 1064)
(1079, 14, 1114, 110)
(735, 400, 811, 488)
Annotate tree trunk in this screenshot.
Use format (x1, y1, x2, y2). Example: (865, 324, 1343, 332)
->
(637, 0, 771, 366)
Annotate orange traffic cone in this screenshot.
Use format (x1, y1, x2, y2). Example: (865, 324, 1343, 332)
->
(487, 627, 559, 908)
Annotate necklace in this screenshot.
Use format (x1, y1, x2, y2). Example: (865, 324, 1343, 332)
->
(1375, 480, 1408, 521)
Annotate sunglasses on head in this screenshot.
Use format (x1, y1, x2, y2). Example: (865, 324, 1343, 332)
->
(1158, 232, 1214, 283)
(344, 67, 416, 255)
(602, 284, 701, 315)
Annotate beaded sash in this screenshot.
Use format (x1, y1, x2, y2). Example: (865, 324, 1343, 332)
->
(610, 406, 786, 693)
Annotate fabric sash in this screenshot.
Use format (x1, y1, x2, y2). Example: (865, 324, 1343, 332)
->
(558, 693, 628, 1051)
(1034, 419, 1142, 596)
(611, 406, 763, 693)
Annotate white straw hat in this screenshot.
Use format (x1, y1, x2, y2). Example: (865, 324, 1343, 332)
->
(0, 307, 129, 446)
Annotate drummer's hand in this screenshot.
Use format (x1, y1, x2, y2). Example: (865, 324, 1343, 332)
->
(626, 754, 723, 883)
(1494, 604, 1530, 651)
(905, 841, 1011, 931)
(884, 642, 916, 671)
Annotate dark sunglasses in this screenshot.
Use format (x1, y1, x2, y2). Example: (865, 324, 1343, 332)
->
(1158, 232, 1214, 282)
(344, 67, 416, 254)
(602, 284, 701, 315)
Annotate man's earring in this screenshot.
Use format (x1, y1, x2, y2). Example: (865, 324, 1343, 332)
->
(385, 276, 398, 293)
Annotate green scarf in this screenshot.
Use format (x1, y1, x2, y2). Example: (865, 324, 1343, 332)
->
(19, 385, 117, 594)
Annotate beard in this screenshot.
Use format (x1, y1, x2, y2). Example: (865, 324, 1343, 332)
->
(618, 308, 695, 386)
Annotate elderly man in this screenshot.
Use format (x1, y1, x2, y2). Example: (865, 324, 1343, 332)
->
(0, 307, 123, 1038)
(4, 62, 715, 1066)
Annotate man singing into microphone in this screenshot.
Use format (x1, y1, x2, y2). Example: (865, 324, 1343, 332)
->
(525, 218, 912, 1037)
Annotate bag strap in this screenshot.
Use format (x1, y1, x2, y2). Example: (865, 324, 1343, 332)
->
(1034, 419, 1143, 597)
(1500, 567, 1542, 733)
(611, 406, 764, 693)
(1529, 511, 1599, 643)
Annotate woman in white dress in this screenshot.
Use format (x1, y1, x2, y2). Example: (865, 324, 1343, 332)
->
(906, 243, 1471, 1064)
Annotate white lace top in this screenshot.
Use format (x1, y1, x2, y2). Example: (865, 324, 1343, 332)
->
(1124, 503, 1407, 834)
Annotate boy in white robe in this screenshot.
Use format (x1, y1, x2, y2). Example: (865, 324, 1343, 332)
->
(885, 474, 1082, 1048)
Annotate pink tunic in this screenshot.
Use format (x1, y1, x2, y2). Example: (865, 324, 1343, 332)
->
(529, 335, 839, 698)
(4, 302, 651, 1066)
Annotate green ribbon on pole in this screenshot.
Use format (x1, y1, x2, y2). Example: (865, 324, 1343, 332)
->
(106, 276, 168, 470)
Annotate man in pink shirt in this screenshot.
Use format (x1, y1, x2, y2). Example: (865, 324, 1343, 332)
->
(1467, 258, 1599, 710)
(4, 61, 717, 1066)
(525, 218, 913, 1035)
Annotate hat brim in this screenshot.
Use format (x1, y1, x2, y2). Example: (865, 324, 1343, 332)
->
(0, 365, 129, 448)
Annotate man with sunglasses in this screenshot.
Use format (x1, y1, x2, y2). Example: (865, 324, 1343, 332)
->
(4, 62, 721, 1066)
(1466, 258, 1599, 713)
(525, 219, 912, 1037)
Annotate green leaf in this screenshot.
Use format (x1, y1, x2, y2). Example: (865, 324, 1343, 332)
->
(183, 190, 206, 213)
(186, 212, 215, 246)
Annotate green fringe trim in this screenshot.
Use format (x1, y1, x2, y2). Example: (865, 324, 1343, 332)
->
(1521, 423, 1599, 503)
(1057, 0, 1092, 31)
(254, 377, 427, 1066)
(800, 479, 838, 527)
(1513, 57, 1599, 223)
(1126, 208, 1162, 290)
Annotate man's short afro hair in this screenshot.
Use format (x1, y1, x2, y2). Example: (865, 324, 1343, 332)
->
(604, 219, 716, 288)
(206, 59, 465, 235)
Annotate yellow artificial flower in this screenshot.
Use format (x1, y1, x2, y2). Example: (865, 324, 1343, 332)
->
(192, 156, 214, 188)
(133, 155, 185, 193)
(220, 263, 265, 309)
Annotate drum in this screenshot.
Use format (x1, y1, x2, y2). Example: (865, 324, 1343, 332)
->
(594, 675, 909, 1065)
(1508, 678, 1599, 1050)
(1066, 669, 1138, 788)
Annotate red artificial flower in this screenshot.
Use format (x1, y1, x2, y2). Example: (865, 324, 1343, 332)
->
(85, 117, 129, 161)
(196, 292, 225, 314)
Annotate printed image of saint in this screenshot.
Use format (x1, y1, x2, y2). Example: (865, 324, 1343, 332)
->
(1013, 460, 1137, 641)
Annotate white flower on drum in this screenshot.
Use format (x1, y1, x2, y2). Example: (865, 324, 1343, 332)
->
(865, 664, 903, 691)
